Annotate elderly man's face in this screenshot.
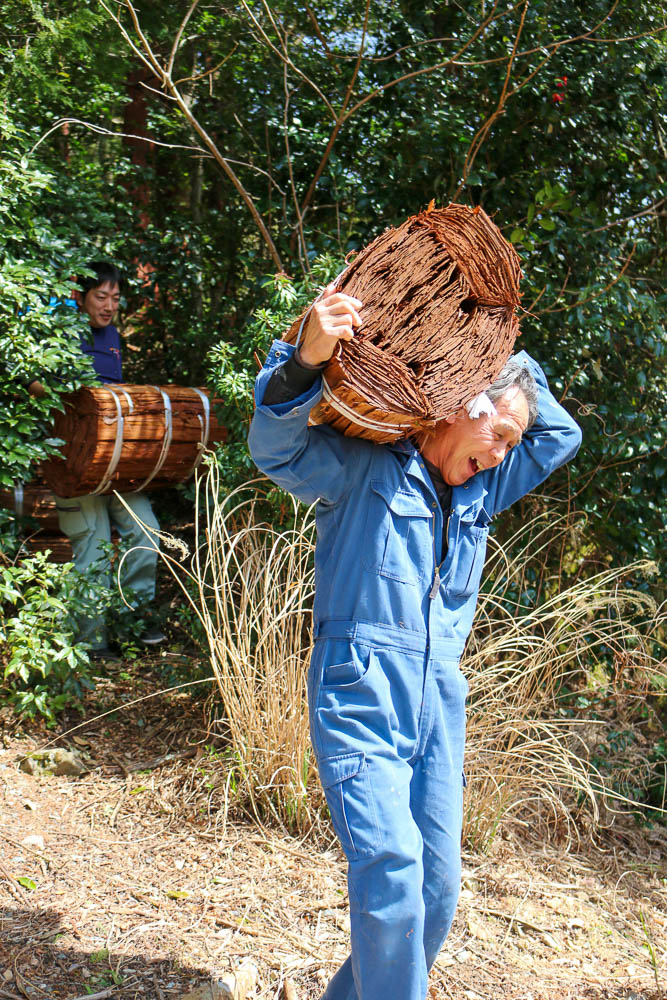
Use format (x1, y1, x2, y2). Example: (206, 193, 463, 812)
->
(420, 386, 530, 486)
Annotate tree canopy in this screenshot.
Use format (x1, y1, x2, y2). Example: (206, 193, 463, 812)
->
(0, 0, 664, 568)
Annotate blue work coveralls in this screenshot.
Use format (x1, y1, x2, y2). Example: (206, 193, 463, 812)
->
(249, 342, 582, 1000)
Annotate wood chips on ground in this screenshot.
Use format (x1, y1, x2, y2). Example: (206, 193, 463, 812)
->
(0, 659, 664, 1000)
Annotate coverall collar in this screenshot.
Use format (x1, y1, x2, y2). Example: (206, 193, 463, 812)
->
(388, 438, 489, 522)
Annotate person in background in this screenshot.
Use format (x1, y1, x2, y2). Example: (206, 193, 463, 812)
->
(29, 262, 164, 656)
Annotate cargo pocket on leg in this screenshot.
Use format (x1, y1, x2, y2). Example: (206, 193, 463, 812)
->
(318, 751, 381, 861)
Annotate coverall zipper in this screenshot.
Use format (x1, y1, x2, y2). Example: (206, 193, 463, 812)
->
(429, 512, 449, 600)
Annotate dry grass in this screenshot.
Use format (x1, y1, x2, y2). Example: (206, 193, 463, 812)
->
(148, 462, 666, 846)
(463, 513, 666, 849)
(144, 463, 321, 833)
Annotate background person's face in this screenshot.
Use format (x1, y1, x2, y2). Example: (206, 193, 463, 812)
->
(420, 387, 530, 486)
(80, 281, 120, 328)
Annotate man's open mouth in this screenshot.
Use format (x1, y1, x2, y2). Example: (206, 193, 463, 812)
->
(469, 457, 483, 476)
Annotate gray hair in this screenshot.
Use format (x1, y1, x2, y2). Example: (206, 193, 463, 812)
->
(486, 358, 538, 428)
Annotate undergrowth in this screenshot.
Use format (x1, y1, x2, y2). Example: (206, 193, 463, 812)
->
(147, 458, 666, 846)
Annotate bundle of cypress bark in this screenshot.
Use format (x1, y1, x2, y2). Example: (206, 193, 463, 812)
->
(0, 484, 71, 562)
(283, 203, 522, 442)
(22, 534, 73, 563)
(0, 484, 59, 531)
(41, 385, 226, 498)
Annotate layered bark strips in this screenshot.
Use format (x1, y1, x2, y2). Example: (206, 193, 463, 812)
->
(283, 204, 522, 443)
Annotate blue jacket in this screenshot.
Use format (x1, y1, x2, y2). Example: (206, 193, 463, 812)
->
(80, 324, 123, 384)
(249, 342, 581, 661)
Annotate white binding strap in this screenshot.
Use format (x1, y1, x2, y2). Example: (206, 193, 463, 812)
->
(92, 386, 125, 495)
(14, 483, 24, 518)
(14, 483, 24, 517)
(133, 387, 173, 492)
(320, 375, 411, 434)
(187, 388, 211, 477)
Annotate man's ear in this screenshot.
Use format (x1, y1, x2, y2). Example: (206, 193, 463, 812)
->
(73, 289, 84, 310)
(445, 410, 465, 424)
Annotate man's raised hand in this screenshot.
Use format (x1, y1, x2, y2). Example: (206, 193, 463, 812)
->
(298, 283, 363, 367)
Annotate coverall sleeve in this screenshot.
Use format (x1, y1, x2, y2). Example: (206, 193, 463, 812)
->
(481, 350, 582, 517)
(248, 340, 371, 506)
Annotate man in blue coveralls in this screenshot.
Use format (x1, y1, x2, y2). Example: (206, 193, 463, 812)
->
(29, 263, 163, 655)
(248, 285, 581, 1000)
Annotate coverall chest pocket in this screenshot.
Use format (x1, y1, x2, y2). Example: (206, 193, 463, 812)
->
(362, 480, 433, 586)
(55, 501, 90, 540)
(445, 522, 489, 600)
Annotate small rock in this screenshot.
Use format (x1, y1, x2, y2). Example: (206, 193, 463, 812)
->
(21, 835, 45, 852)
(466, 915, 493, 942)
(454, 949, 470, 963)
(282, 980, 297, 1000)
(541, 931, 560, 951)
(51, 749, 87, 776)
(19, 749, 86, 778)
(180, 964, 258, 1000)
(213, 964, 258, 1000)
(23, 800, 38, 811)
(3, 968, 13, 981)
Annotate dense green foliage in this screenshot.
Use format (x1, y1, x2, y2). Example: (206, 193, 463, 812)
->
(3, 0, 660, 564)
(0, 3, 664, 736)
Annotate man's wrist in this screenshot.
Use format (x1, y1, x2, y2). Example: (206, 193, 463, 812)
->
(295, 347, 327, 371)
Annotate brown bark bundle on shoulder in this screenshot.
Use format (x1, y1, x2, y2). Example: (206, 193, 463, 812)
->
(40, 385, 226, 498)
(283, 203, 522, 443)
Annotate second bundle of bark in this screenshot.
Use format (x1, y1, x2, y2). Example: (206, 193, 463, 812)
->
(283, 203, 522, 443)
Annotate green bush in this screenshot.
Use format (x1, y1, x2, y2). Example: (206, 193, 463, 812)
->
(0, 552, 95, 720)
(0, 125, 103, 486)
(0, 524, 149, 722)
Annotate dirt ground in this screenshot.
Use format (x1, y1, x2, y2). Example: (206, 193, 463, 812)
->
(0, 657, 664, 1000)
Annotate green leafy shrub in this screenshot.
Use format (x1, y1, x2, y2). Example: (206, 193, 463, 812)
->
(205, 254, 345, 499)
(0, 552, 96, 719)
(0, 126, 102, 486)
(0, 525, 149, 722)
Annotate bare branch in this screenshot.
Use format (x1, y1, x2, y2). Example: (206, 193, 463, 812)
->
(589, 198, 666, 233)
(297, 0, 371, 222)
(97, 0, 159, 77)
(99, 0, 283, 271)
(539, 245, 637, 316)
(239, 0, 336, 118)
(174, 45, 238, 87)
(456, 0, 529, 197)
(304, 3, 336, 65)
(123, 0, 167, 80)
(364, 36, 458, 63)
(449, 20, 666, 67)
(341, 0, 521, 121)
(454, 0, 623, 199)
(167, 0, 201, 79)
(27, 117, 208, 159)
(283, 64, 309, 272)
